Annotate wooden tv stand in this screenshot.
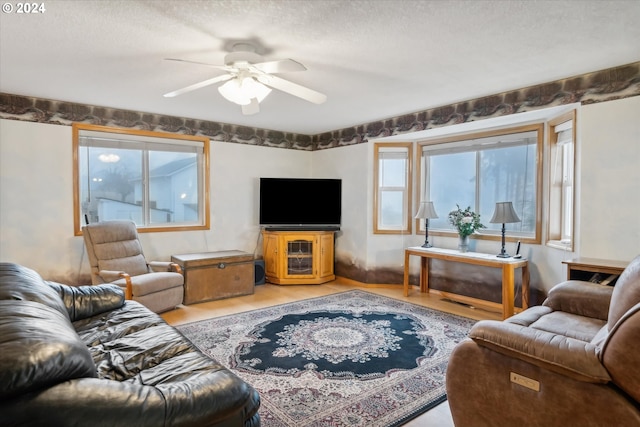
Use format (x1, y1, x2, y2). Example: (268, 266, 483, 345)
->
(262, 229, 335, 285)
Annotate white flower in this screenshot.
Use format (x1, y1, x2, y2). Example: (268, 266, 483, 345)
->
(461, 217, 473, 224)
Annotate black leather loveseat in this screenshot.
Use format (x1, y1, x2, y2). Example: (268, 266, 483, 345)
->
(0, 262, 260, 426)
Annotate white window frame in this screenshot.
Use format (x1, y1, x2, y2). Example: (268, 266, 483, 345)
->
(73, 123, 210, 235)
(373, 142, 413, 234)
(547, 111, 576, 250)
(417, 124, 543, 244)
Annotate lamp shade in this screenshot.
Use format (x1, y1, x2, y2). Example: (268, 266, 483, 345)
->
(218, 77, 272, 106)
(489, 201, 520, 224)
(415, 201, 438, 219)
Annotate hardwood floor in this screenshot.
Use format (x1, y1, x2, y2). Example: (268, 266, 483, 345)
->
(161, 279, 501, 426)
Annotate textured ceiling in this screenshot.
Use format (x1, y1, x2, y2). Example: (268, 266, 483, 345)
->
(1, 0, 639, 134)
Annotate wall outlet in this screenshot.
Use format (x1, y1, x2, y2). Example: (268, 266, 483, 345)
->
(510, 372, 540, 392)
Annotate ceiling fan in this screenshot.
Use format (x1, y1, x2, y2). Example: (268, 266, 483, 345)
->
(163, 43, 327, 115)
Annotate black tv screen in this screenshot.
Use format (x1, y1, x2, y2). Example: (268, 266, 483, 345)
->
(259, 178, 341, 229)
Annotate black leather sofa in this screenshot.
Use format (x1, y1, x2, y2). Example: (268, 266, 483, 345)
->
(0, 262, 260, 426)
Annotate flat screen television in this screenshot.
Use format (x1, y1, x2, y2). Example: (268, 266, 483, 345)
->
(259, 178, 341, 229)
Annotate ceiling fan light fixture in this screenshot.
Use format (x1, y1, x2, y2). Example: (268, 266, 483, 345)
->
(218, 77, 271, 106)
(164, 45, 325, 109)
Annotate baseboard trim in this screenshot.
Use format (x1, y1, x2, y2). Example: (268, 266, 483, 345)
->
(334, 276, 404, 289)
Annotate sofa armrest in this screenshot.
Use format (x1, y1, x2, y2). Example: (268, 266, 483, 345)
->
(47, 281, 125, 321)
(543, 280, 613, 320)
(469, 320, 611, 383)
(0, 301, 97, 400)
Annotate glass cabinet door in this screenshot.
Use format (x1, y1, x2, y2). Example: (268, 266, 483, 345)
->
(286, 239, 314, 276)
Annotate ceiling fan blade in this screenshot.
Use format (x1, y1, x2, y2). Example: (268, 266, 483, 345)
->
(163, 74, 233, 98)
(253, 59, 306, 74)
(241, 98, 260, 115)
(257, 75, 327, 104)
(164, 58, 229, 70)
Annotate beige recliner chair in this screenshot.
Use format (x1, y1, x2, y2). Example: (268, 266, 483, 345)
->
(83, 220, 184, 313)
(446, 255, 640, 427)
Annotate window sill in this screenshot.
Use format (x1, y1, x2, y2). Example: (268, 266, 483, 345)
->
(547, 240, 573, 251)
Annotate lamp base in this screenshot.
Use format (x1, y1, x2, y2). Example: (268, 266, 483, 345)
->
(496, 253, 510, 258)
(421, 242, 433, 248)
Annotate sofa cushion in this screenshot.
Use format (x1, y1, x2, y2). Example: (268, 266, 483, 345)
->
(73, 301, 181, 380)
(469, 320, 611, 383)
(0, 301, 97, 399)
(507, 305, 606, 343)
(0, 263, 69, 319)
(505, 305, 552, 326)
(69, 300, 261, 426)
(529, 311, 606, 342)
(0, 263, 97, 399)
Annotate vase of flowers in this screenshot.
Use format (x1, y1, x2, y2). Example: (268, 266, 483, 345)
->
(457, 234, 469, 253)
(448, 205, 485, 252)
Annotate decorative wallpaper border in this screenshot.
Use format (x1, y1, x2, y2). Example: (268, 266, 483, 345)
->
(1, 62, 638, 150)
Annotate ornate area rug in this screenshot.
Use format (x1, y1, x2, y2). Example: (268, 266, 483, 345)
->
(177, 290, 475, 427)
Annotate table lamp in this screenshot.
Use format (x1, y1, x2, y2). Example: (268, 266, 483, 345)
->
(489, 201, 520, 258)
(415, 201, 438, 248)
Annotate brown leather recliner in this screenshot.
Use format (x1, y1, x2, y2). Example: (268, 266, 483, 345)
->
(446, 255, 640, 427)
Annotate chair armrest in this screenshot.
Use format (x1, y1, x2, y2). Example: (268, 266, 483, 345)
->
(98, 269, 126, 282)
(469, 320, 611, 383)
(148, 261, 183, 274)
(98, 270, 132, 300)
(543, 280, 613, 320)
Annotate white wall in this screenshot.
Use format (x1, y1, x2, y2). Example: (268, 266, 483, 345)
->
(579, 95, 640, 260)
(322, 96, 640, 291)
(0, 121, 81, 282)
(312, 143, 369, 271)
(0, 120, 311, 282)
(208, 141, 312, 257)
(1, 95, 638, 289)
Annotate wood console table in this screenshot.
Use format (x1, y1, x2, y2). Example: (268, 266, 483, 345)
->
(403, 247, 529, 319)
(562, 257, 628, 284)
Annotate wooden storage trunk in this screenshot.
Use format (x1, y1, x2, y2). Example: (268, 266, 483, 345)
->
(171, 250, 254, 305)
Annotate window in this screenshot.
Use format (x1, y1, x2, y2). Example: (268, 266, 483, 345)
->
(373, 143, 413, 233)
(547, 111, 576, 249)
(417, 125, 543, 243)
(73, 123, 210, 235)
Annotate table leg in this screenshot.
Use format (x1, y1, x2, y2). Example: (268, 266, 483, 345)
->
(421, 257, 430, 293)
(403, 250, 410, 297)
(521, 264, 530, 309)
(502, 264, 516, 319)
